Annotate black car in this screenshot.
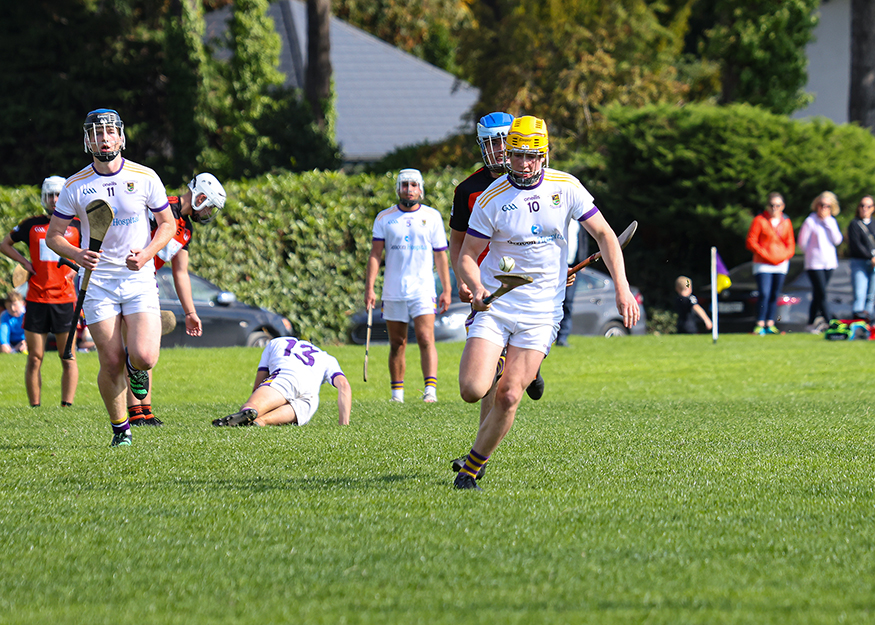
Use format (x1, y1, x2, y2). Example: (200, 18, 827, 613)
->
(157, 267, 293, 347)
(347, 268, 647, 344)
(699, 257, 853, 333)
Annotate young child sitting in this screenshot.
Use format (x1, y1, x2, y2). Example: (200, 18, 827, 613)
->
(1, 291, 27, 354)
(674, 276, 713, 334)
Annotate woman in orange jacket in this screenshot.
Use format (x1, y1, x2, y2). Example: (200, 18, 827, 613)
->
(745, 192, 796, 334)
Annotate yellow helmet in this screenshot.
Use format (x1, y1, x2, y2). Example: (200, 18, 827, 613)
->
(505, 116, 549, 186)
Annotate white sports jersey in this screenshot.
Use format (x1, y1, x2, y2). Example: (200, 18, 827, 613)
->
(372, 204, 448, 301)
(257, 337, 345, 415)
(468, 168, 597, 312)
(54, 159, 170, 277)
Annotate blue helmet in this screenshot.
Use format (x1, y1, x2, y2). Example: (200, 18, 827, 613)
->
(476, 112, 514, 172)
(83, 108, 125, 162)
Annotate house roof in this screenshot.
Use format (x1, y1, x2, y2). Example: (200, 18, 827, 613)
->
(205, 1, 480, 162)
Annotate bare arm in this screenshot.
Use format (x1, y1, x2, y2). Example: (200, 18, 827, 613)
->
(434, 249, 452, 313)
(457, 235, 490, 311)
(364, 240, 385, 310)
(0, 234, 33, 276)
(171, 249, 202, 337)
(126, 207, 175, 271)
(580, 212, 639, 328)
(692, 303, 712, 330)
(47, 215, 94, 269)
(252, 369, 269, 393)
(334, 375, 351, 425)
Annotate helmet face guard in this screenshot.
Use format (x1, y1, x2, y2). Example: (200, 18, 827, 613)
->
(187, 172, 226, 224)
(396, 168, 424, 208)
(83, 109, 125, 162)
(40, 175, 66, 213)
(476, 112, 514, 173)
(505, 116, 549, 187)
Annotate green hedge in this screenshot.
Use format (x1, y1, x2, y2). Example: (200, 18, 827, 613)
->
(576, 103, 875, 309)
(0, 168, 471, 344)
(6, 103, 875, 336)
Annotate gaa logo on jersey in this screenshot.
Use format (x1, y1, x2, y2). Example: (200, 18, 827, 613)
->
(83, 187, 96, 195)
(551, 193, 560, 206)
(531, 224, 542, 236)
(125, 182, 136, 194)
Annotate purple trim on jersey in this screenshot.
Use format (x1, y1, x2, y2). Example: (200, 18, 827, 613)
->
(373, 237, 385, 243)
(580, 206, 599, 221)
(330, 372, 345, 387)
(53, 211, 75, 221)
(150, 201, 170, 213)
(258, 366, 269, 372)
(432, 245, 448, 252)
(466, 228, 490, 239)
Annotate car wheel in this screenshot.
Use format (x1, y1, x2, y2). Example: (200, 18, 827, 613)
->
(246, 331, 273, 348)
(601, 321, 628, 337)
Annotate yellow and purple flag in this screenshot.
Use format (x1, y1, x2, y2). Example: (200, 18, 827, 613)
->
(715, 251, 732, 293)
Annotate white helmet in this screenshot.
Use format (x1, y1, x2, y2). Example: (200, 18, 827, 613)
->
(396, 168, 424, 208)
(40, 176, 66, 213)
(187, 173, 226, 224)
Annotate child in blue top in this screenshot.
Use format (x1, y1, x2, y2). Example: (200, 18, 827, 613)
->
(1, 291, 26, 354)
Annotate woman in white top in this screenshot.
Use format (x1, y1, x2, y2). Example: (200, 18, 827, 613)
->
(797, 191, 844, 332)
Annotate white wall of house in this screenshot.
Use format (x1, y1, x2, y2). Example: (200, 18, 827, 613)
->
(793, 0, 851, 123)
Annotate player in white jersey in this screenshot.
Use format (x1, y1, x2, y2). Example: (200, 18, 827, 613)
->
(212, 336, 351, 426)
(453, 116, 639, 490)
(364, 169, 451, 403)
(46, 108, 175, 447)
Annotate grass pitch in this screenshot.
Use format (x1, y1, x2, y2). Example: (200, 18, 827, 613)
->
(0, 334, 873, 624)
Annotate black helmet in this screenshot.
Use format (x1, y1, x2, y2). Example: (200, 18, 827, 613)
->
(83, 108, 125, 162)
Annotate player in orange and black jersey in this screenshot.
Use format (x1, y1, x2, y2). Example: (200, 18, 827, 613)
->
(126, 173, 226, 425)
(0, 176, 81, 407)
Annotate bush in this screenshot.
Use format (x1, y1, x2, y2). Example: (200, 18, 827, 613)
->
(576, 103, 875, 309)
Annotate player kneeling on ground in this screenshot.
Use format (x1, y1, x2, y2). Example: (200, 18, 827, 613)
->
(213, 336, 351, 427)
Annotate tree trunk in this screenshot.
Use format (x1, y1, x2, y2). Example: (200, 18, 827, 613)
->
(306, 0, 332, 130)
(850, 0, 875, 130)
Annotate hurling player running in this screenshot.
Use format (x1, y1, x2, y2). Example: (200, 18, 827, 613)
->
(448, 112, 544, 480)
(453, 116, 639, 490)
(1, 176, 81, 407)
(46, 108, 175, 447)
(126, 172, 227, 427)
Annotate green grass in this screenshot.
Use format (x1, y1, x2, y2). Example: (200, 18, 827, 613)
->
(1, 334, 874, 624)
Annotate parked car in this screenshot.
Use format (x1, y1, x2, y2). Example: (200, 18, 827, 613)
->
(156, 267, 293, 348)
(698, 257, 853, 333)
(347, 268, 646, 344)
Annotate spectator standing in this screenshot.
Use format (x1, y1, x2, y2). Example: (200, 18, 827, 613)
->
(798, 191, 843, 332)
(846, 195, 875, 320)
(745, 192, 796, 335)
(364, 169, 451, 403)
(0, 176, 81, 406)
(674, 276, 712, 334)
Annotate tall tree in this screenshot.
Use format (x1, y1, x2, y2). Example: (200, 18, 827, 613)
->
(457, 0, 707, 143)
(849, 0, 875, 131)
(306, 0, 332, 131)
(694, 0, 819, 115)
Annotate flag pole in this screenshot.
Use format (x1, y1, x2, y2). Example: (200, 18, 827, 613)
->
(711, 246, 718, 344)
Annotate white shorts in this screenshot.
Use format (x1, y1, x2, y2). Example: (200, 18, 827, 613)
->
(83, 272, 161, 325)
(382, 296, 436, 323)
(259, 372, 318, 426)
(466, 307, 558, 356)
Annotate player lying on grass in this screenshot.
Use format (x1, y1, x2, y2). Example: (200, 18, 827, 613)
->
(213, 336, 351, 427)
